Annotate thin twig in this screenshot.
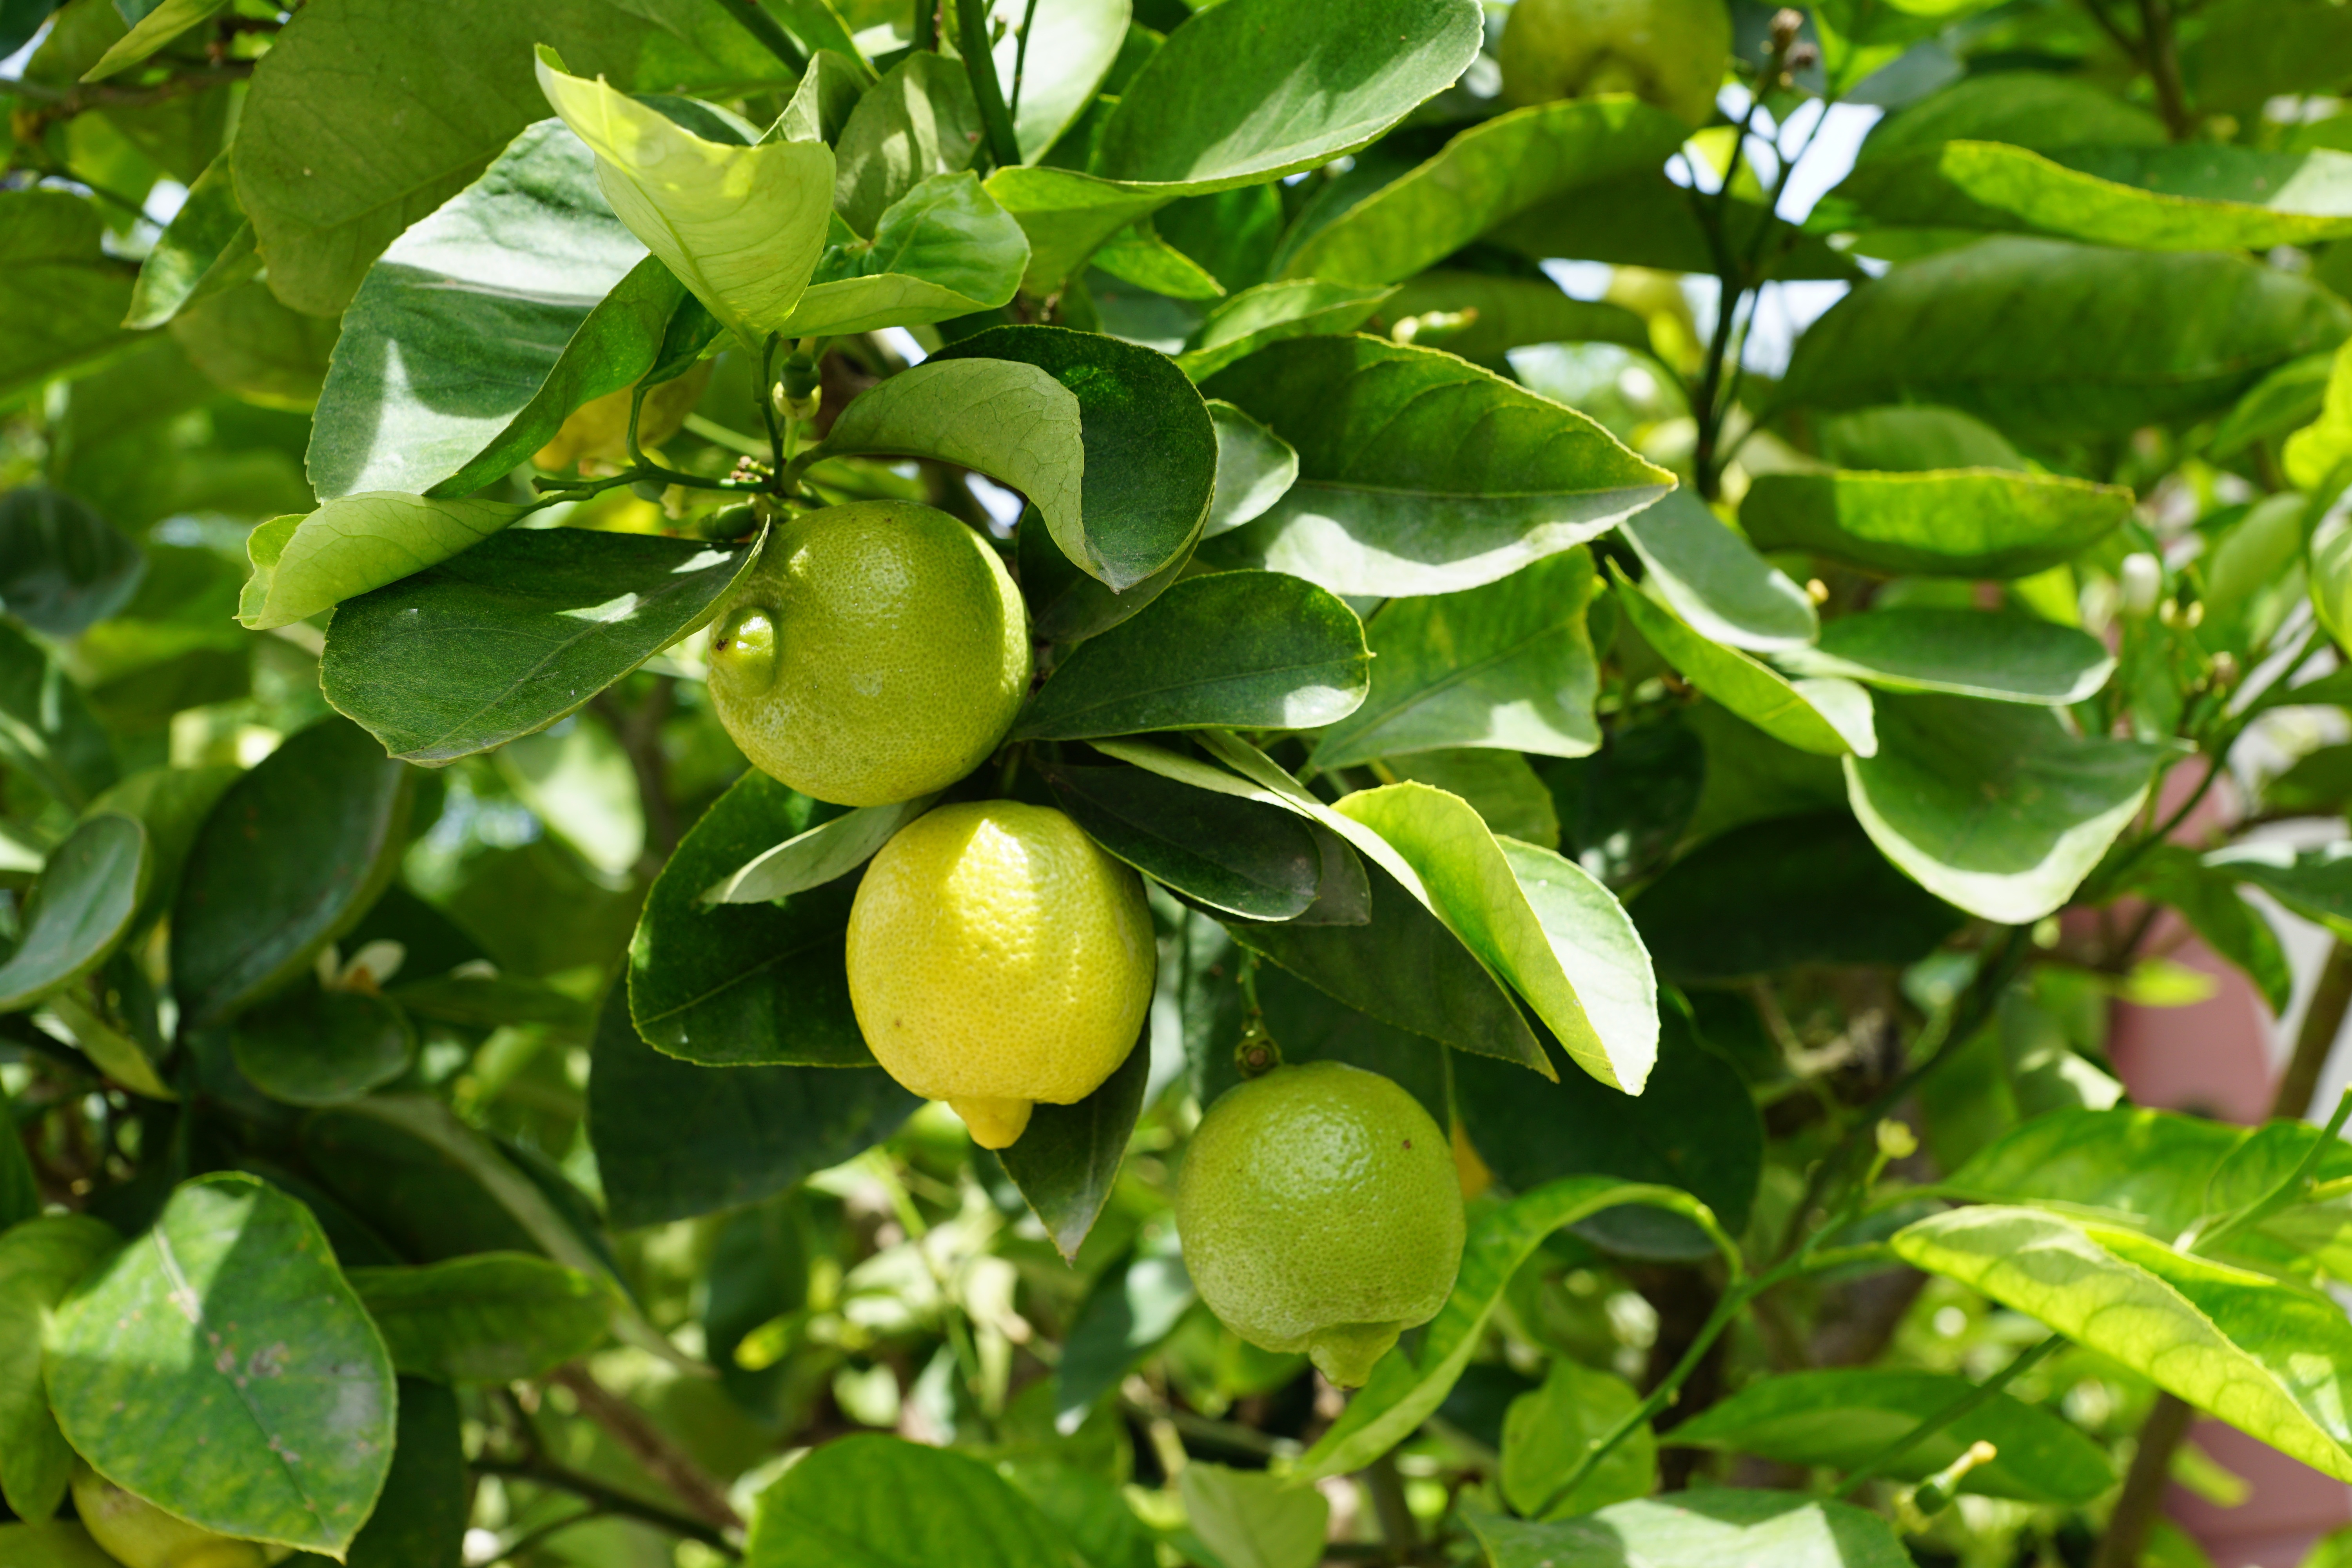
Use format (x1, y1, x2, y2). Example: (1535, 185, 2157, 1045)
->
(2, 62, 251, 114)
(472, 1459, 738, 1555)
(2134, 0, 2193, 140)
(955, 0, 1022, 169)
(1835, 1336, 2062, 1498)
(548, 1363, 745, 1532)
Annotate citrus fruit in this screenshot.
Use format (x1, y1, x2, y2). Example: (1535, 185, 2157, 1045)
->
(1498, 0, 1733, 127)
(1176, 1061, 1466, 1387)
(533, 362, 713, 472)
(706, 501, 1032, 807)
(71, 1467, 279, 1568)
(846, 800, 1154, 1148)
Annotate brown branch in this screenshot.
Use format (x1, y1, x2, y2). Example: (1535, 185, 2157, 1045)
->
(472, 1459, 737, 1557)
(588, 680, 679, 876)
(547, 1363, 744, 1534)
(3, 62, 252, 116)
(2134, 0, 2194, 140)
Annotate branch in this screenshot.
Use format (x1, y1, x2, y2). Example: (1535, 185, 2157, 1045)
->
(2134, 0, 2194, 140)
(473, 1459, 739, 1557)
(547, 1363, 744, 1533)
(1835, 1335, 2062, 1498)
(2, 62, 251, 116)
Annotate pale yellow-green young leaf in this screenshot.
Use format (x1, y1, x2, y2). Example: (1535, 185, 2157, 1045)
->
(238, 493, 527, 631)
(2313, 512, 2352, 650)
(2287, 337, 2352, 492)
(82, 0, 230, 81)
(535, 47, 835, 342)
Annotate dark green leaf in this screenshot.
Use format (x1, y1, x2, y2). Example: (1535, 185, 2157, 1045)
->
(1201, 337, 1671, 597)
(0, 621, 116, 811)
(1539, 716, 1707, 889)
(744, 1434, 1072, 1568)
(2206, 841, 2352, 937)
(588, 987, 917, 1229)
(1040, 761, 1321, 921)
(0, 1523, 123, 1567)
(228, 983, 417, 1106)
(1501, 1361, 1655, 1519)
(47, 1174, 396, 1556)
(2125, 846, 2293, 1016)
(1633, 812, 1962, 983)
(630, 770, 868, 1067)
(171, 718, 412, 1029)
(0, 489, 144, 638)
(0, 1215, 118, 1523)
(1054, 1250, 1194, 1428)
(348, 1253, 611, 1382)
(0, 192, 136, 405)
(997, 1024, 1149, 1260)
(2184, 0, 2352, 110)
(1014, 570, 1369, 740)
(0, 814, 147, 1012)
(313, 1379, 467, 1568)
(1815, 405, 2026, 472)
(1468, 1492, 1914, 1568)
(320, 529, 751, 764)
(1741, 470, 2136, 579)
(168, 281, 340, 409)
(1488, 174, 1861, 283)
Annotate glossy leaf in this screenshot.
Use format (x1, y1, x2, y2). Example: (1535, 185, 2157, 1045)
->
(1468, 1492, 1914, 1568)
(348, 1253, 611, 1382)
(704, 795, 936, 906)
(307, 120, 676, 501)
(833, 53, 981, 235)
(1846, 694, 2165, 924)
(1501, 1360, 1656, 1518)
(1778, 238, 2351, 438)
(325, 1378, 467, 1568)
(0, 192, 136, 406)
(123, 151, 258, 331)
(1317, 548, 1601, 769)
(2287, 338, 2352, 491)
(1816, 404, 2026, 472)
(237, 494, 528, 632)
(1632, 811, 1962, 983)
(1489, 174, 1860, 283)
(1740, 470, 2135, 579)
(1294, 1175, 1731, 1480)
(745, 1434, 1071, 1568)
(320, 529, 752, 763)
(0, 488, 145, 638)
(1861, 72, 2166, 160)
(536, 48, 834, 341)
(1205, 399, 1297, 537)
(1174, 279, 1396, 381)
(1777, 608, 2115, 704)
(631, 769, 868, 1067)
(988, 0, 1131, 163)
(228, 983, 417, 1106)
(0, 1215, 118, 1523)
(1201, 337, 1672, 596)
(1377, 270, 1651, 364)
(996, 1024, 1149, 1260)
(1178, 1463, 1328, 1568)
(1041, 760, 1321, 921)
(47, 1174, 396, 1555)
(1616, 569, 1877, 757)
(2207, 841, 2352, 939)
(1891, 1205, 2352, 1482)
(0, 813, 147, 1012)
(1666, 1368, 2115, 1502)
(1386, 750, 1562, 848)
(780, 173, 1029, 335)
(0, 623, 116, 811)
(171, 718, 412, 1029)
(80, 0, 228, 80)
(1014, 571, 1369, 740)
(1618, 488, 1816, 652)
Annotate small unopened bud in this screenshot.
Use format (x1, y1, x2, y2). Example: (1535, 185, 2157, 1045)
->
(771, 380, 820, 423)
(1913, 1440, 1998, 1516)
(1770, 7, 1804, 49)
(1875, 1120, 1918, 1161)
(2212, 650, 2239, 687)
(1806, 577, 1829, 604)
(2183, 599, 2205, 629)
(1788, 41, 1819, 71)
(2119, 552, 2161, 617)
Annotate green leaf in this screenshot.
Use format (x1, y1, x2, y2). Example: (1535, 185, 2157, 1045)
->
(2126, 846, 2294, 1016)
(0, 1215, 118, 1523)
(1040, 760, 1321, 921)
(1815, 404, 2027, 472)
(1615, 568, 1877, 758)
(0, 1083, 32, 1233)
(0, 624, 115, 812)
(588, 987, 916, 1229)
(935, 325, 1216, 592)
(1817, 143, 2352, 252)
(1617, 488, 1817, 652)
(1293, 1175, 1731, 1481)
(228, 983, 416, 1106)
(1845, 693, 2165, 924)
(321, 1379, 467, 1568)
(123, 149, 259, 331)
(2189, 0, 2352, 109)
(237, 494, 528, 632)
(1204, 399, 1297, 537)
(1891, 1205, 2352, 1482)
(997, 1024, 1149, 1261)
(1177, 1462, 1328, 1568)
(0, 192, 136, 405)
(2287, 338, 2352, 491)
(1054, 1250, 1194, 1428)
(1276, 97, 1690, 288)
(746, 1434, 1074, 1567)
(1093, 221, 1228, 300)
(1376, 270, 1651, 365)
(167, 279, 340, 410)
(1665, 1368, 2115, 1503)
(1489, 173, 1861, 283)
(1013, 571, 1369, 739)
(781, 172, 1029, 335)
(704, 795, 936, 906)
(47, 1174, 397, 1555)
(1315, 548, 1601, 769)
(0, 488, 145, 639)
(1468, 1492, 1915, 1568)
(80, 0, 227, 79)
(991, 0, 1134, 164)
(308, 120, 682, 500)
(1740, 470, 2136, 579)
(1201, 337, 1673, 596)
(1453, 1003, 1762, 1258)
(1860, 71, 2166, 161)
(1776, 608, 2115, 704)
(1632, 811, 1962, 983)
(0, 814, 147, 1012)
(2205, 841, 2352, 937)
(319, 528, 751, 763)
(1778, 238, 2352, 438)
(833, 53, 981, 235)
(1943, 1105, 2247, 1241)
(1334, 782, 1657, 1092)
(535, 48, 834, 341)
(1386, 750, 1561, 848)
(1501, 1360, 1655, 1518)
(0, 1523, 116, 1567)
(1173, 279, 1396, 382)
(170, 717, 412, 1029)
(631, 769, 867, 1067)
(348, 1253, 611, 1382)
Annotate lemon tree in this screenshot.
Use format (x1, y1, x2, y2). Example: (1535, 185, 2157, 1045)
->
(6, 1, 2352, 1566)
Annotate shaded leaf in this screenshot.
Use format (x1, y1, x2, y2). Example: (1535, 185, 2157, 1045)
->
(0, 623, 116, 811)
(1177, 1463, 1327, 1568)
(1204, 399, 1296, 537)
(997, 1025, 1149, 1260)
(1054, 1251, 1193, 1429)
(0, 814, 147, 1012)
(348, 1254, 611, 1382)
(833, 53, 981, 235)
(781, 172, 1029, 335)
(1174, 278, 1395, 381)
(1616, 568, 1877, 757)
(0, 1215, 118, 1523)
(745, 1435, 1071, 1568)
(1501, 1360, 1655, 1518)
(0, 192, 136, 405)
(0, 488, 145, 638)
(123, 149, 258, 331)
(1468, 1492, 1914, 1568)
(1040, 761, 1321, 921)
(229, 983, 416, 1107)
(2125, 845, 2293, 1016)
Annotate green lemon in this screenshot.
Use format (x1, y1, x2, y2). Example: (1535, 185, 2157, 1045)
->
(846, 800, 1155, 1149)
(1175, 1062, 1466, 1387)
(706, 501, 1032, 807)
(71, 1468, 280, 1568)
(1497, 0, 1733, 127)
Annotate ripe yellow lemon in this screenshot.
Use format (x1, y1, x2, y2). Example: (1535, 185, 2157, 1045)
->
(1176, 1062, 1466, 1387)
(1498, 0, 1733, 128)
(706, 501, 1032, 807)
(72, 1468, 278, 1568)
(846, 801, 1154, 1148)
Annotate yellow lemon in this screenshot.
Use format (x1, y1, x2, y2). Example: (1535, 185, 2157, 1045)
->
(1176, 1062, 1466, 1387)
(532, 361, 714, 472)
(846, 801, 1154, 1149)
(71, 1468, 280, 1568)
(1498, 0, 1733, 128)
(707, 501, 1031, 807)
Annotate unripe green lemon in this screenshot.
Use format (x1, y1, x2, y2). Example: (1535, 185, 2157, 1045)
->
(1497, 0, 1732, 127)
(72, 1468, 281, 1568)
(707, 501, 1031, 807)
(1176, 1062, 1466, 1388)
(846, 801, 1154, 1149)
